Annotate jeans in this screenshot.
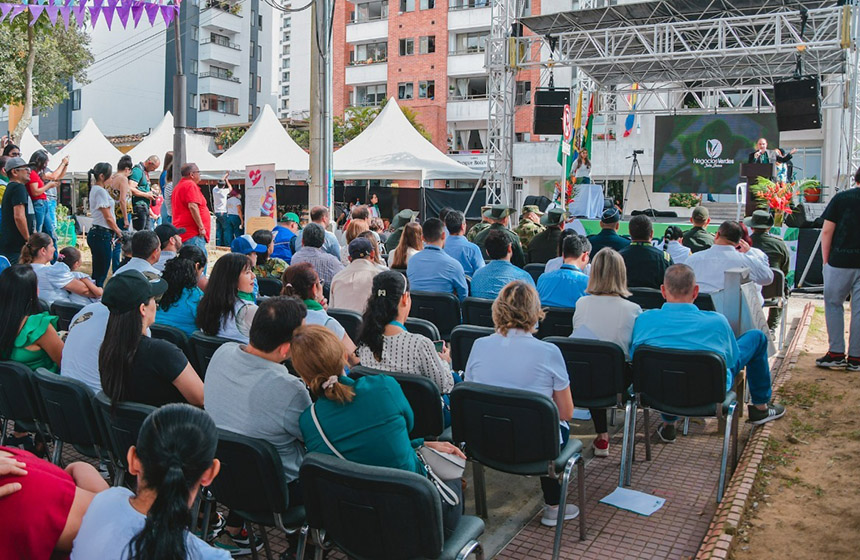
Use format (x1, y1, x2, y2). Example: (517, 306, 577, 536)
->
(111, 222, 129, 273)
(540, 424, 570, 505)
(215, 213, 228, 246)
(131, 202, 149, 232)
(823, 264, 860, 356)
(87, 227, 114, 287)
(33, 199, 58, 259)
(225, 214, 242, 245)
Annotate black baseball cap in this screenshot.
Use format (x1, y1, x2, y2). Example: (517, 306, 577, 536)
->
(103, 270, 168, 313)
(154, 224, 186, 245)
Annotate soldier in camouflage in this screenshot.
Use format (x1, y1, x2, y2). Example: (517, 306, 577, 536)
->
(513, 204, 545, 251)
(466, 205, 492, 242)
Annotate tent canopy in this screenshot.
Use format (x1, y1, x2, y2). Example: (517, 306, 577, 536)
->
(127, 112, 219, 170)
(333, 98, 482, 181)
(19, 128, 46, 160)
(209, 104, 308, 177)
(49, 119, 124, 175)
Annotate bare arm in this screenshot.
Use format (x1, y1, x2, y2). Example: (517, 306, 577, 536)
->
(13, 205, 29, 241)
(44, 157, 69, 180)
(552, 388, 574, 422)
(62, 278, 98, 298)
(821, 220, 835, 265)
(35, 323, 64, 368)
(188, 203, 206, 235)
(172, 363, 205, 407)
(128, 184, 155, 199)
(27, 180, 53, 197)
(78, 277, 102, 298)
(117, 178, 130, 226)
(343, 333, 360, 366)
(98, 207, 123, 237)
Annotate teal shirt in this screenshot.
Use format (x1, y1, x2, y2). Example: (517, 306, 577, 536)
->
(299, 375, 426, 476)
(129, 164, 151, 206)
(155, 286, 203, 336)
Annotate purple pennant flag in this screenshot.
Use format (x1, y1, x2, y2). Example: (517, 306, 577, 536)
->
(116, 1, 131, 28)
(144, 2, 159, 25)
(45, 5, 60, 25)
(89, 0, 105, 26)
(74, 1, 88, 27)
(131, 1, 145, 27)
(28, 5, 46, 25)
(102, 0, 117, 29)
(8, 4, 29, 22)
(0, 4, 14, 24)
(59, 4, 71, 28)
(160, 4, 177, 27)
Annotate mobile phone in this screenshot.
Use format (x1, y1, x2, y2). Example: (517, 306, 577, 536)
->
(433, 340, 445, 353)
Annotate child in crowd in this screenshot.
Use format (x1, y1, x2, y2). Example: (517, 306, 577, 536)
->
(58, 247, 101, 304)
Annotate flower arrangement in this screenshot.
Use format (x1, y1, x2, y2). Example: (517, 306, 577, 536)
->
(668, 193, 700, 208)
(750, 177, 796, 226)
(553, 176, 579, 207)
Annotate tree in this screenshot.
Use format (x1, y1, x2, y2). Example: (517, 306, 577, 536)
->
(288, 128, 309, 149)
(333, 103, 432, 146)
(0, 13, 93, 143)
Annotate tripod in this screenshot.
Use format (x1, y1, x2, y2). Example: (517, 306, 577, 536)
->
(622, 150, 653, 217)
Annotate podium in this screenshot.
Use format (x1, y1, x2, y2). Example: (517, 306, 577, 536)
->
(739, 162, 775, 217)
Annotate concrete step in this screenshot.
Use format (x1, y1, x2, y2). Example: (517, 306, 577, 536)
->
(703, 201, 741, 222)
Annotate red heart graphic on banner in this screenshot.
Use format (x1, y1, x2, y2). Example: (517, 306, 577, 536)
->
(249, 169, 262, 185)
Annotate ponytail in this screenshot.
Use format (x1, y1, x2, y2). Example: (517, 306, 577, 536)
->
(290, 325, 355, 404)
(280, 262, 318, 300)
(127, 404, 218, 560)
(88, 161, 113, 189)
(357, 271, 407, 361)
(20, 232, 52, 264)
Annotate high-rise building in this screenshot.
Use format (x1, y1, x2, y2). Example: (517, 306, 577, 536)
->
(276, 2, 312, 120)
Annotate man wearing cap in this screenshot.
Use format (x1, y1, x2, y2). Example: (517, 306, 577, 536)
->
(154, 223, 185, 272)
(384, 208, 419, 253)
(114, 230, 162, 277)
(466, 205, 491, 242)
(537, 234, 591, 308)
(292, 222, 344, 287)
(682, 206, 715, 254)
(475, 205, 525, 268)
(526, 208, 567, 265)
(408, 217, 469, 301)
(329, 238, 384, 313)
(471, 230, 534, 299)
(587, 207, 630, 256)
(0, 157, 34, 263)
(442, 209, 484, 277)
(171, 163, 211, 252)
(273, 212, 300, 263)
(294, 206, 344, 259)
(746, 210, 789, 330)
(619, 215, 674, 290)
(513, 205, 546, 251)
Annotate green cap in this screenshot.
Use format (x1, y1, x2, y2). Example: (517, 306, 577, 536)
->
(540, 208, 569, 226)
(482, 205, 514, 219)
(691, 206, 710, 222)
(281, 212, 301, 228)
(103, 271, 168, 314)
(391, 209, 418, 230)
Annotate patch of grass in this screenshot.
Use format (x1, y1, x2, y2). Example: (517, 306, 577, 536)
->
(790, 417, 819, 438)
(764, 437, 796, 467)
(780, 381, 831, 409)
(839, 430, 860, 441)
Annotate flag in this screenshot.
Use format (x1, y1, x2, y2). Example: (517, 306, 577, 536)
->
(556, 89, 582, 178)
(623, 83, 639, 138)
(583, 93, 595, 154)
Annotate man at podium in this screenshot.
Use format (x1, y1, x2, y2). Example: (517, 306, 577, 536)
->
(748, 137, 796, 183)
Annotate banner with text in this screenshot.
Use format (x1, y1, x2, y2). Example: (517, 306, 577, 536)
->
(245, 163, 277, 233)
(653, 114, 778, 194)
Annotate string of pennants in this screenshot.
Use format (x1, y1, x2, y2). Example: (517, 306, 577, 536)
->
(0, 0, 181, 29)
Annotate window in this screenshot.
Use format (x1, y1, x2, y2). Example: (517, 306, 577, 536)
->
(199, 94, 239, 114)
(190, 59, 198, 75)
(282, 71, 290, 82)
(250, 41, 255, 60)
(249, 105, 254, 120)
(449, 76, 487, 99)
(354, 1, 388, 23)
(352, 41, 387, 63)
(453, 32, 488, 54)
(257, 45, 262, 61)
(419, 35, 435, 54)
(399, 38, 414, 56)
(282, 58, 291, 69)
(282, 85, 290, 96)
(249, 72, 255, 87)
(257, 76, 262, 92)
(283, 45, 291, 55)
(355, 84, 386, 106)
(451, 129, 486, 151)
(258, 14, 263, 28)
(420, 0, 434, 8)
(191, 26, 199, 41)
(71, 88, 81, 110)
(418, 80, 435, 99)
(189, 93, 198, 110)
(398, 82, 414, 100)
(399, 0, 414, 11)
(515, 80, 531, 105)
(449, 0, 489, 9)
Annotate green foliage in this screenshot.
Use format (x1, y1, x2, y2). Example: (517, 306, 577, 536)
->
(0, 15, 93, 109)
(668, 192, 700, 208)
(333, 102, 432, 146)
(215, 126, 247, 149)
(288, 128, 309, 149)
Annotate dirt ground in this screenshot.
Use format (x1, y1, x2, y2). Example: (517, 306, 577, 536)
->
(733, 305, 860, 559)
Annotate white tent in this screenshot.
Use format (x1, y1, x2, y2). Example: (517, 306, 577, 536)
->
(209, 104, 308, 178)
(127, 112, 219, 170)
(48, 119, 124, 175)
(334, 98, 482, 181)
(19, 128, 46, 159)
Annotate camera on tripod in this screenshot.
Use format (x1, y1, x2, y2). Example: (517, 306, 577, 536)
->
(632, 149, 644, 155)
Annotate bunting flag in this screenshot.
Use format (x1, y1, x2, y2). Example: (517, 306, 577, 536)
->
(46, 5, 60, 25)
(28, 5, 45, 25)
(0, 4, 13, 24)
(623, 83, 639, 138)
(0, 1, 180, 29)
(583, 93, 595, 154)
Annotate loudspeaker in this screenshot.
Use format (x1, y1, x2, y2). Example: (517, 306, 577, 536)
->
(795, 228, 824, 287)
(533, 89, 570, 135)
(773, 77, 822, 131)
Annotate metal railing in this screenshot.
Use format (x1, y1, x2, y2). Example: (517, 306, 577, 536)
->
(449, 0, 490, 10)
(203, 0, 242, 16)
(199, 71, 240, 83)
(200, 37, 241, 50)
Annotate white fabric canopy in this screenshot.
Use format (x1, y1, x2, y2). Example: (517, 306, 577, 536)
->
(127, 112, 219, 170)
(48, 119, 124, 175)
(334, 98, 482, 181)
(19, 128, 46, 160)
(208, 104, 308, 177)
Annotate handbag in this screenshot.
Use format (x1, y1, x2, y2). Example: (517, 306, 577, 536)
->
(309, 403, 463, 506)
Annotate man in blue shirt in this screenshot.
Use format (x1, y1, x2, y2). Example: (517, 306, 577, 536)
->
(631, 264, 786, 442)
(407, 217, 469, 301)
(272, 212, 299, 263)
(443, 209, 485, 277)
(293, 205, 341, 259)
(587, 207, 630, 256)
(471, 230, 534, 299)
(537, 234, 590, 308)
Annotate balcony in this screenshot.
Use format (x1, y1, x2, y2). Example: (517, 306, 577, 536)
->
(198, 38, 242, 67)
(345, 62, 388, 85)
(447, 52, 486, 76)
(447, 6, 491, 31)
(346, 19, 388, 43)
(199, 70, 240, 83)
(447, 98, 488, 122)
(198, 74, 242, 98)
(199, 2, 243, 34)
(449, 0, 490, 10)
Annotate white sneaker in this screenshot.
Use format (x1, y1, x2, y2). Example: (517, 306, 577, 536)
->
(540, 503, 580, 527)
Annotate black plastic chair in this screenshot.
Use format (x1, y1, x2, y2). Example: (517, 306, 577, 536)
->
(762, 268, 788, 347)
(450, 325, 494, 373)
(404, 317, 440, 341)
(524, 263, 546, 284)
(188, 331, 233, 379)
(0, 361, 49, 446)
(627, 346, 739, 502)
(150, 324, 191, 359)
(461, 297, 495, 328)
(349, 365, 444, 440)
(694, 293, 716, 311)
(50, 301, 85, 331)
(92, 392, 156, 487)
(257, 276, 284, 297)
(32, 368, 103, 465)
(626, 287, 665, 310)
(450, 382, 586, 560)
(409, 291, 461, 341)
(37, 298, 50, 313)
(297, 452, 485, 560)
(209, 429, 306, 560)
(327, 308, 363, 342)
(536, 306, 576, 338)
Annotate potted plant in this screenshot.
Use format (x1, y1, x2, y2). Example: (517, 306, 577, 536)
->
(798, 178, 821, 203)
(668, 193, 699, 208)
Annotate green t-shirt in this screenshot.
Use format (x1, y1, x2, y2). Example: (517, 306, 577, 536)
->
(130, 164, 151, 206)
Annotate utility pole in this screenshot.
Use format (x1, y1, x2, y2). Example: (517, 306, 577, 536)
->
(172, 14, 186, 185)
(309, 0, 334, 214)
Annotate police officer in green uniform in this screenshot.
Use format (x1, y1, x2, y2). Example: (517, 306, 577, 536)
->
(619, 214, 674, 289)
(474, 205, 526, 268)
(466, 205, 491, 242)
(526, 208, 568, 265)
(682, 206, 715, 254)
(746, 209, 790, 329)
(384, 209, 419, 253)
(513, 205, 545, 252)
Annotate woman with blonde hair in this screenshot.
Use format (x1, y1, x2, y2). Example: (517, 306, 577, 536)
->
(292, 324, 465, 535)
(570, 247, 642, 457)
(465, 280, 577, 527)
(340, 219, 369, 265)
(389, 222, 423, 269)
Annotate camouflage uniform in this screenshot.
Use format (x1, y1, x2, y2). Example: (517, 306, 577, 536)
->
(253, 257, 288, 279)
(466, 221, 490, 243)
(513, 218, 545, 251)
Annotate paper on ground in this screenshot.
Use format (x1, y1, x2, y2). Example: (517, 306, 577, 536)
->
(599, 487, 666, 516)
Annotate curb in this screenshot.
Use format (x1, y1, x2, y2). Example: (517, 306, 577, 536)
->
(695, 302, 815, 560)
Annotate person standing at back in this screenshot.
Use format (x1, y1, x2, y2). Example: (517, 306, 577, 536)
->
(212, 172, 232, 246)
(0, 158, 34, 264)
(513, 205, 546, 252)
(619, 215, 673, 289)
(129, 155, 160, 232)
(170, 163, 211, 252)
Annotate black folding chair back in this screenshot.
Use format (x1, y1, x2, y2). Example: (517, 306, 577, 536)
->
(0, 361, 46, 444)
(404, 317, 440, 341)
(188, 331, 233, 379)
(150, 324, 191, 358)
(694, 293, 716, 311)
(349, 365, 444, 439)
(626, 287, 664, 310)
(524, 263, 546, 284)
(50, 301, 85, 331)
(257, 277, 284, 297)
(327, 308, 363, 342)
(37, 298, 50, 313)
(450, 325, 494, 373)
(762, 268, 786, 300)
(32, 368, 102, 464)
(545, 338, 627, 409)
(536, 307, 575, 338)
(298, 452, 484, 560)
(461, 297, 495, 328)
(92, 392, 156, 486)
(408, 291, 461, 341)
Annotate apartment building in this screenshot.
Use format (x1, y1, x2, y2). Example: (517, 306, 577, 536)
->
(277, 2, 312, 119)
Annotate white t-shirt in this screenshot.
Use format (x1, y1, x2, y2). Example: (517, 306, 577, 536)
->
(61, 302, 110, 393)
(212, 186, 229, 214)
(89, 185, 115, 229)
(226, 196, 242, 216)
(305, 308, 346, 340)
(218, 299, 258, 343)
(31, 262, 94, 306)
(571, 295, 642, 358)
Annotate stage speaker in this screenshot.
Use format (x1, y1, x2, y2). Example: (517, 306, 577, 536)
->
(795, 228, 824, 287)
(773, 77, 822, 131)
(533, 89, 570, 135)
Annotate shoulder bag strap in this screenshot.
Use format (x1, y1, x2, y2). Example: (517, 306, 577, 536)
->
(310, 402, 346, 460)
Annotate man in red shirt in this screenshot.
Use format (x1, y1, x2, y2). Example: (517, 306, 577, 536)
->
(171, 163, 211, 252)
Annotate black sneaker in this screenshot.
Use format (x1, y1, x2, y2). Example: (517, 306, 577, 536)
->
(656, 423, 676, 443)
(816, 352, 847, 369)
(848, 357, 860, 372)
(212, 525, 264, 557)
(748, 403, 786, 425)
